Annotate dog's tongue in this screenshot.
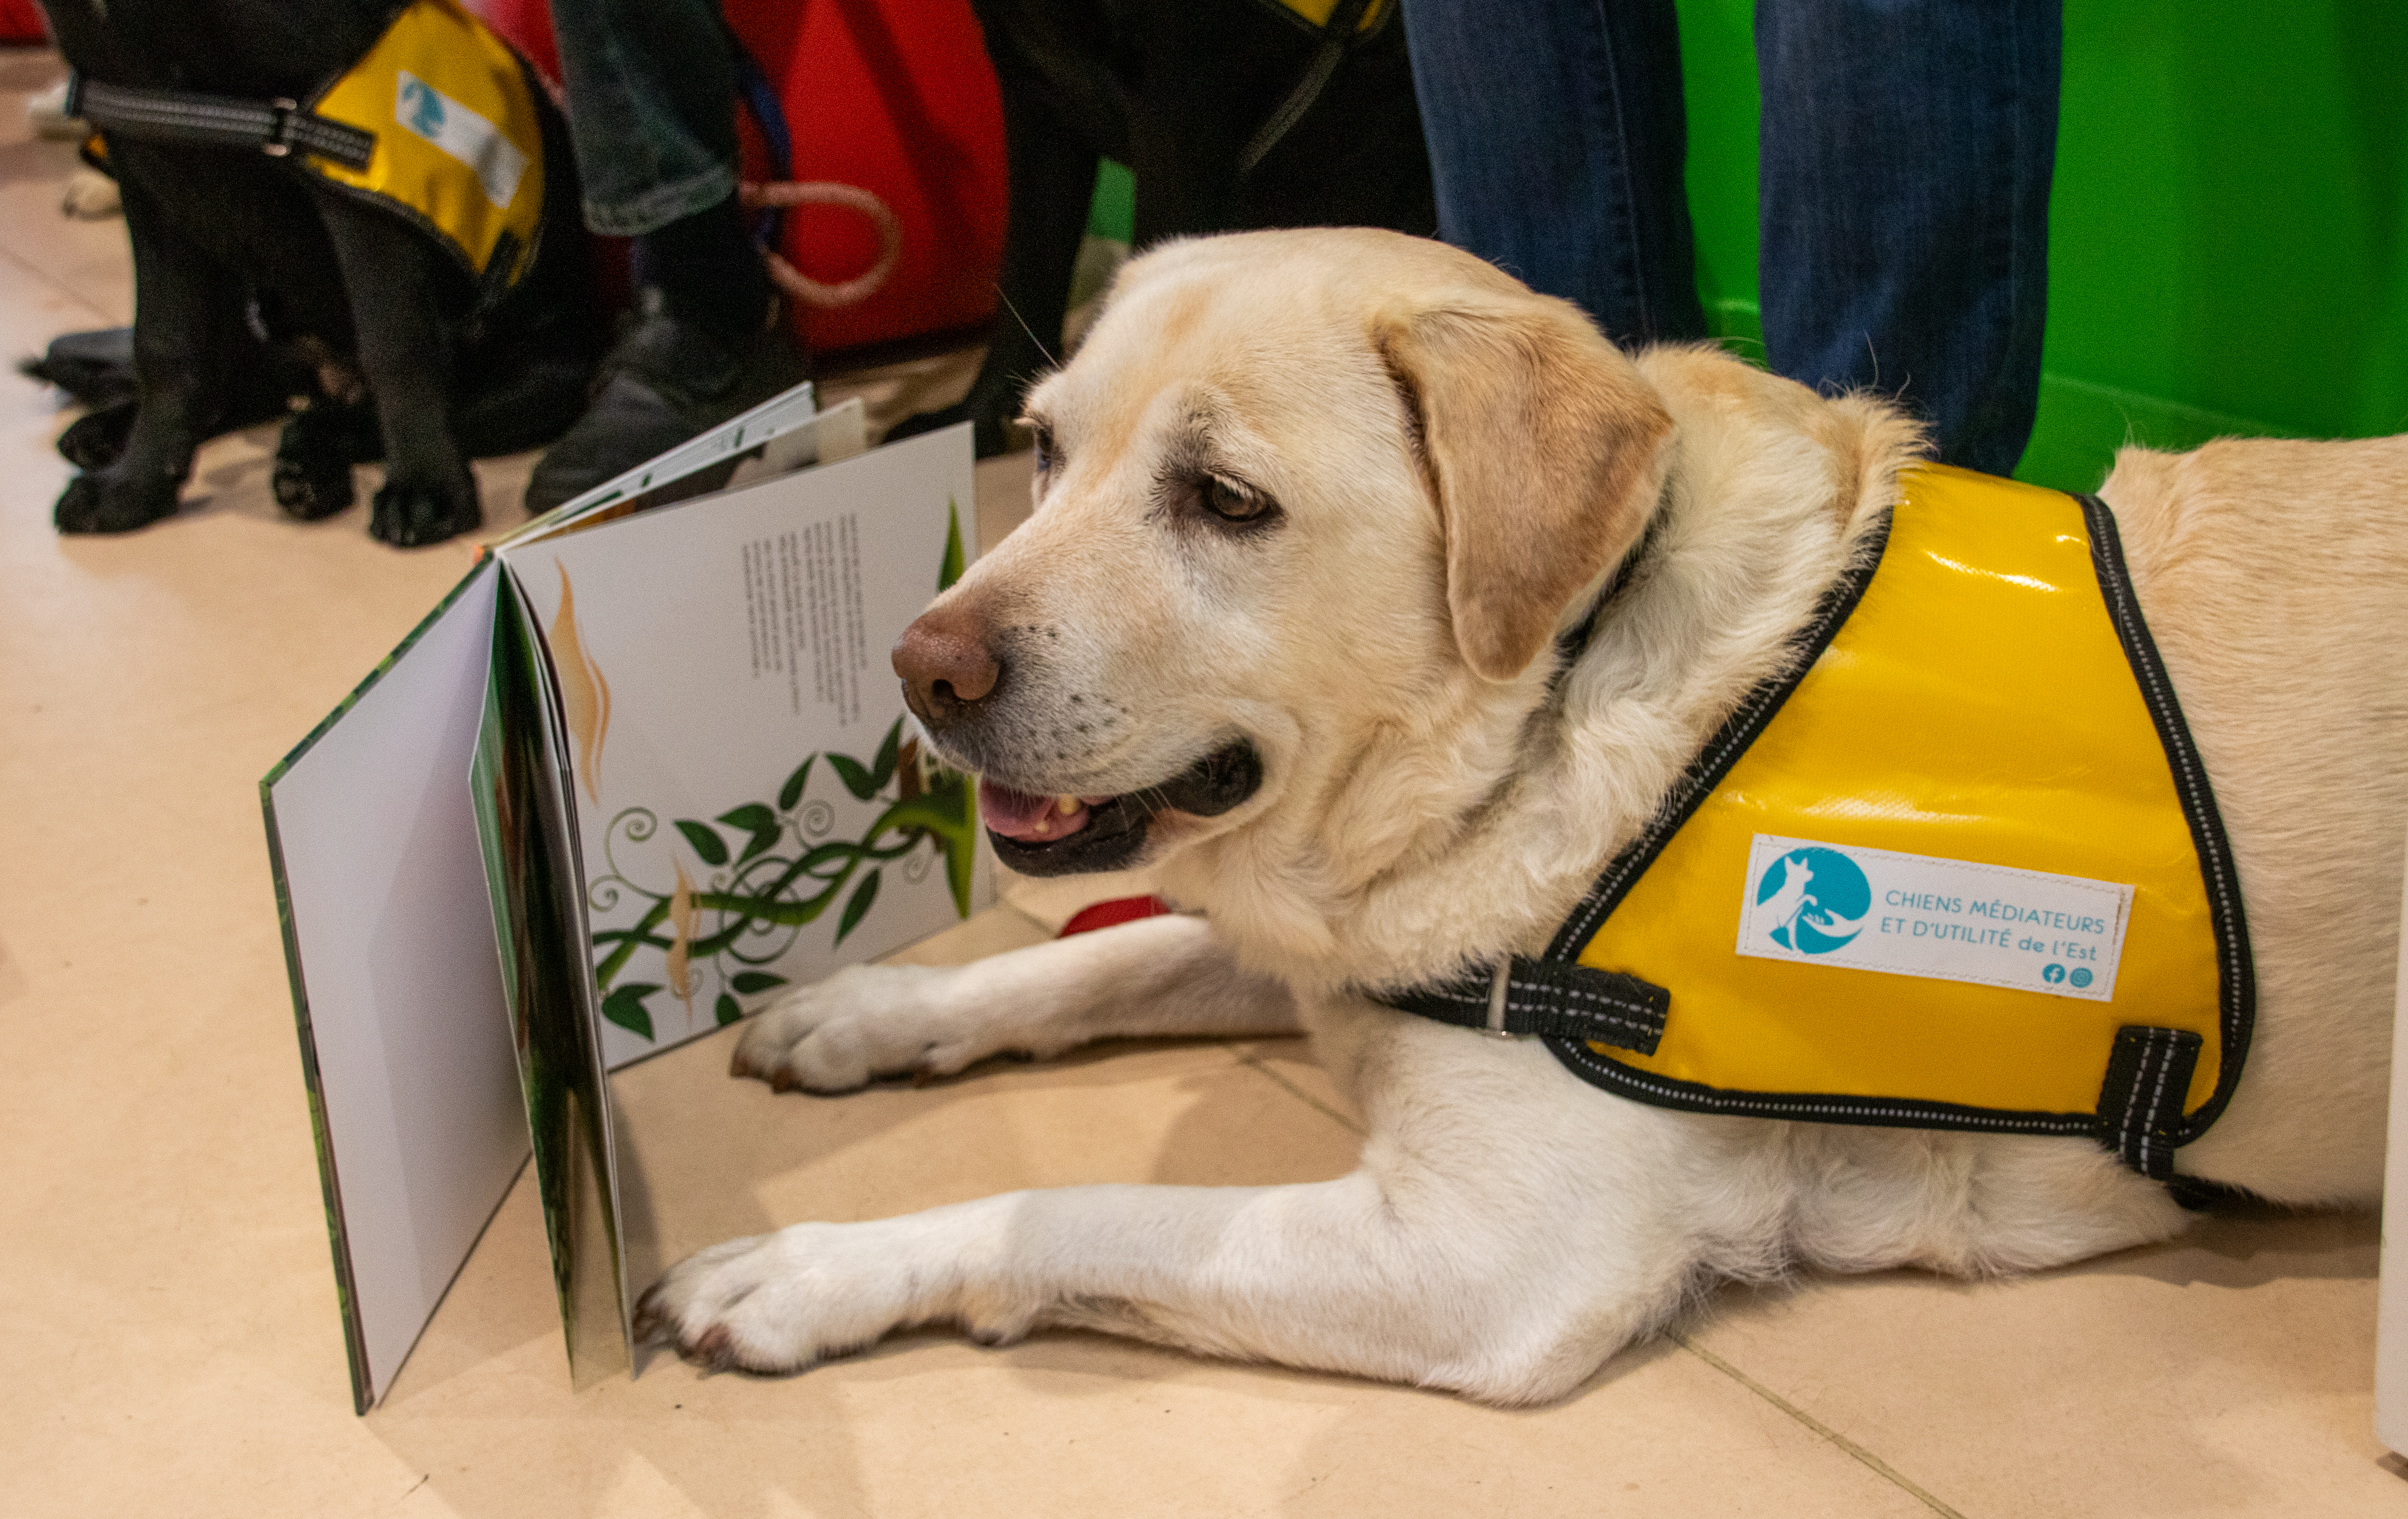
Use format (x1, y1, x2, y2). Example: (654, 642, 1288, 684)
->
(979, 781, 1092, 842)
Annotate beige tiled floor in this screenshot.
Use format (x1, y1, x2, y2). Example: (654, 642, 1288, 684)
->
(2, 44, 2399, 1518)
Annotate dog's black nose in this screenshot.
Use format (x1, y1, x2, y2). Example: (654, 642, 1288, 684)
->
(894, 606, 1001, 724)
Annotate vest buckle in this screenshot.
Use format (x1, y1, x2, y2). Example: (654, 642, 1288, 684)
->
(261, 99, 299, 157)
(1484, 962, 1523, 1039)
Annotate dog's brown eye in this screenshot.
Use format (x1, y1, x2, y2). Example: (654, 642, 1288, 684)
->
(1203, 476, 1269, 522)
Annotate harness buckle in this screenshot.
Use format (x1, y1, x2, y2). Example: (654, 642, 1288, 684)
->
(261, 99, 299, 157)
(1484, 961, 1522, 1039)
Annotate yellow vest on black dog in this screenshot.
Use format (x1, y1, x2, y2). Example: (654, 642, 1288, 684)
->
(73, 0, 546, 302)
(305, 0, 548, 297)
(1379, 466, 2252, 1181)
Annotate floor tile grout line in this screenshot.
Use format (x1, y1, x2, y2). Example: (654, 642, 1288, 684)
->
(0, 238, 120, 330)
(1227, 1045, 1366, 1136)
(1674, 1333, 1967, 1519)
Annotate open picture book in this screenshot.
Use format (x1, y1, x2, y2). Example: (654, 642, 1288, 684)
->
(261, 387, 988, 1412)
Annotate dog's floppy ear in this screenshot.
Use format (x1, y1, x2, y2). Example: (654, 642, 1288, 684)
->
(1377, 293, 1672, 682)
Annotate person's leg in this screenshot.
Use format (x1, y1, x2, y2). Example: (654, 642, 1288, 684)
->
(1399, 0, 1705, 346)
(885, 0, 1109, 458)
(1755, 0, 2062, 475)
(549, 0, 741, 236)
(529, 0, 803, 513)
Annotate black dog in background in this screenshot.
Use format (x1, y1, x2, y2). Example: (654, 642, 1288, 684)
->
(891, 0, 1436, 457)
(38, 0, 597, 546)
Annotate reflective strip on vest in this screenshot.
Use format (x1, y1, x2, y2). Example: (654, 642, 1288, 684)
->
(304, 0, 545, 293)
(1567, 465, 2240, 1127)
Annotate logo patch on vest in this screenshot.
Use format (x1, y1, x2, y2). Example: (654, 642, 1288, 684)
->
(394, 69, 527, 209)
(1737, 834, 2133, 1001)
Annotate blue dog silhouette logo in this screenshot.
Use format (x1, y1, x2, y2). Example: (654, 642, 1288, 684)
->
(1755, 847, 1871, 955)
(400, 75, 446, 140)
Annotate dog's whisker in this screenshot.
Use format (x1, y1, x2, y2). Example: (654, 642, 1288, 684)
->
(995, 285, 1059, 371)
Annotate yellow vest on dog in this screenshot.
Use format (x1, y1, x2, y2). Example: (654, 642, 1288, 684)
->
(1382, 466, 2252, 1180)
(305, 0, 547, 296)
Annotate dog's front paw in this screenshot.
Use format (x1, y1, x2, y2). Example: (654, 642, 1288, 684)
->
(369, 469, 480, 547)
(272, 452, 356, 521)
(57, 403, 136, 470)
(732, 963, 1003, 1093)
(636, 1224, 938, 1374)
(53, 467, 179, 534)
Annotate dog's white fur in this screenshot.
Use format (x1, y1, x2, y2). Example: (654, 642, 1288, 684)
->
(642, 230, 2408, 1403)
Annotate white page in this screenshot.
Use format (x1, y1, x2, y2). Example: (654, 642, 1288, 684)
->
(2374, 821, 2408, 1453)
(263, 565, 529, 1409)
(501, 425, 984, 1070)
(497, 381, 821, 547)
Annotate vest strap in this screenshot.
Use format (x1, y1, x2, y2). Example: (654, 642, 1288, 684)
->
(66, 73, 376, 173)
(1239, 0, 1377, 176)
(1376, 958, 1670, 1054)
(2096, 1025, 2203, 1180)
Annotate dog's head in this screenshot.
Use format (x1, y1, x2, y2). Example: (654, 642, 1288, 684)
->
(896, 230, 1673, 923)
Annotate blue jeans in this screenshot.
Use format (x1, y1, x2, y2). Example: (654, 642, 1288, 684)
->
(548, 0, 739, 237)
(1400, 0, 2061, 475)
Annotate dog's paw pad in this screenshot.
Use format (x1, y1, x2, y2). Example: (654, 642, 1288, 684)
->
(686, 1325, 740, 1373)
(57, 406, 134, 471)
(53, 472, 178, 535)
(273, 455, 355, 521)
(642, 1224, 928, 1377)
(369, 475, 481, 548)
(731, 964, 966, 1094)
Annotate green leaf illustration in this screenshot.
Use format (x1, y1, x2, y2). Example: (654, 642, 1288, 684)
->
(714, 993, 743, 1027)
(777, 756, 815, 810)
(674, 820, 728, 866)
(870, 718, 902, 790)
(943, 777, 978, 919)
(592, 899, 669, 988)
(601, 983, 659, 1040)
(827, 752, 880, 801)
(939, 498, 965, 591)
(863, 773, 979, 919)
(717, 802, 782, 864)
(589, 721, 979, 1006)
(836, 869, 881, 943)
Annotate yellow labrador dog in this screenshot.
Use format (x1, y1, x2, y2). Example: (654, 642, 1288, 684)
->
(639, 229, 2408, 1403)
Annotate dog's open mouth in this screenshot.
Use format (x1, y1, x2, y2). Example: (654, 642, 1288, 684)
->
(978, 740, 1263, 876)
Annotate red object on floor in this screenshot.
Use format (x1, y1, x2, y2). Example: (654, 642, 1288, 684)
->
(1057, 896, 1177, 938)
(0, 0, 47, 43)
(469, 0, 1005, 356)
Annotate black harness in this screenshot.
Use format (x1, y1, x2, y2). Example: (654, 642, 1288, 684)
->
(64, 71, 375, 173)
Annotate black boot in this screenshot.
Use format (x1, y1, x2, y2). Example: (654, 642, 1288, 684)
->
(524, 197, 809, 515)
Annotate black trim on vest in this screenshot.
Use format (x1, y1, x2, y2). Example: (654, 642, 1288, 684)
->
(2073, 494, 2255, 1146)
(1368, 514, 1888, 1061)
(1545, 1038, 2106, 1137)
(480, 228, 526, 305)
(1545, 510, 1895, 957)
(1372, 487, 2254, 1185)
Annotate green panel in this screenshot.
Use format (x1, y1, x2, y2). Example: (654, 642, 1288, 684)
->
(1671, 0, 2408, 490)
(1674, 0, 1761, 337)
(1089, 159, 1136, 244)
